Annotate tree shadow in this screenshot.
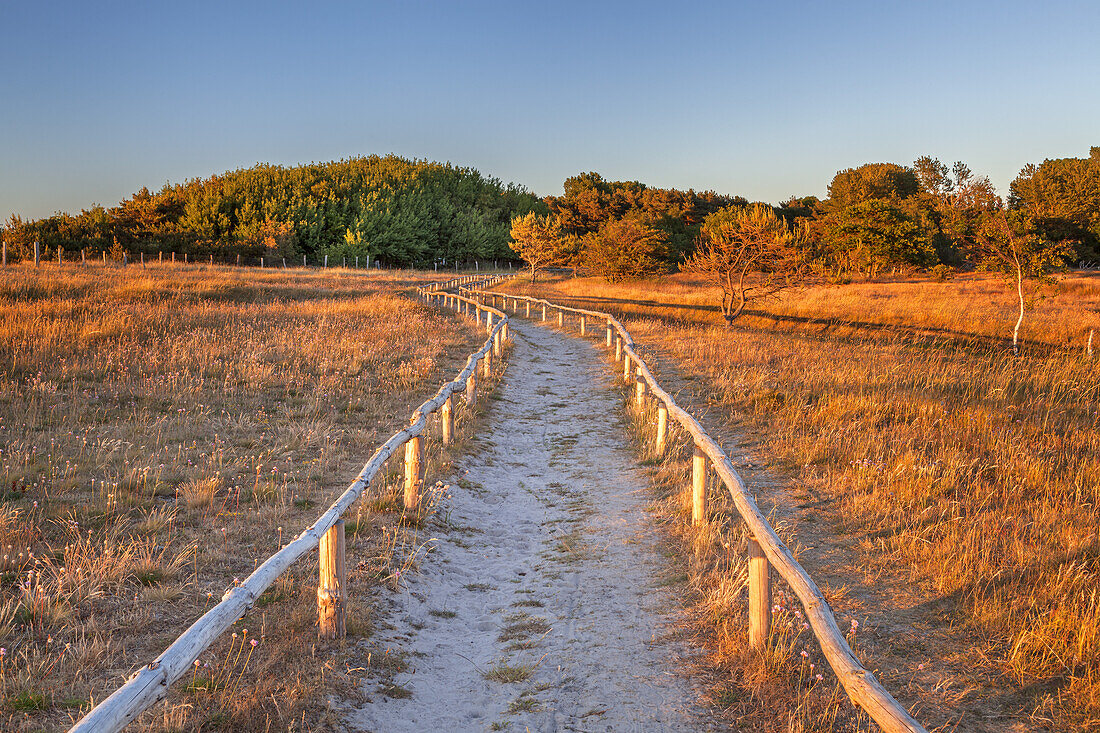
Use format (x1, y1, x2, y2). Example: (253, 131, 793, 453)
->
(539, 293, 1063, 358)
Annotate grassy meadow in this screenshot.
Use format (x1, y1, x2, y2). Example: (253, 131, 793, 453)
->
(0, 263, 491, 731)
(500, 271, 1100, 731)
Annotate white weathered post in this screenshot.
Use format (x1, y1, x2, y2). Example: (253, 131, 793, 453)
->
(494, 329, 502, 357)
(606, 322, 613, 348)
(635, 365, 647, 408)
(404, 436, 422, 510)
(541, 304, 547, 321)
(441, 395, 454, 446)
(692, 444, 707, 526)
(317, 519, 347, 639)
(482, 350, 493, 378)
(748, 538, 772, 651)
(580, 315, 586, 336)
(525, 301, 530, 317)
(615, 336, 623, 361)
(558, 309, 564, 327)
(623, 353, 631, 380)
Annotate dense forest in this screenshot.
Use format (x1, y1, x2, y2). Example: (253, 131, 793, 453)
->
(513, 148, 1100, 282)
(4, 148, 1098, 273)
(1, 156, 543, 267)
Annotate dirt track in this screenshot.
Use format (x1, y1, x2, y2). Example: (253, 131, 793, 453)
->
(343, 319, 710, 732)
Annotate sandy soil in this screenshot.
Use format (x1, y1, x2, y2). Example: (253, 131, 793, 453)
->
(342, 320, 714, 732)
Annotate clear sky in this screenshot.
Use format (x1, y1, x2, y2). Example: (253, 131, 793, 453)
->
(3, 0, 1098, 223)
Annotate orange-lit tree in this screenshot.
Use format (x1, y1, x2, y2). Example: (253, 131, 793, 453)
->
(684, 204, 809, 325)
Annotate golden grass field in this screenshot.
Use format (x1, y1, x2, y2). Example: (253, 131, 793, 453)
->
(500, 271, 1100, 731)
(0, 263, 493, 731)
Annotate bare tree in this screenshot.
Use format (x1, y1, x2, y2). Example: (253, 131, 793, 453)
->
(684, 204, 809, 326)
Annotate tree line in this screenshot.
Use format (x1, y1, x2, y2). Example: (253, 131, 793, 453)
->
(2, 155, 543, 267)
(514, 148, 1100, 285)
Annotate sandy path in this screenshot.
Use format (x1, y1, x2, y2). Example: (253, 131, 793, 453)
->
(344, 320, 710, 732)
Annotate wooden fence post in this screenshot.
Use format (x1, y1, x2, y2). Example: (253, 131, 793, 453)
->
(615, 336, 623, 361)
(542, 304, 547, 321)
(692, 444, 707, 526)
(441, 395, 453, 446)
(318, 519, 347, 639)
(525, 301, 530, 317)
(635, 366, 647, 408)
(606, 323, 613, 348)
(558, 309, 564, 327)
(482, 350, 493, 378)
(580, 315, 586, 336)
(494, 329, 502, 357)
(655, 403, 668, 456)
(623, 353, 631, 380)
(466, 371, 478, 406)
(748, 538, 772, 651)
(486, 313, 493, 333)
(404, 436, 422, 510)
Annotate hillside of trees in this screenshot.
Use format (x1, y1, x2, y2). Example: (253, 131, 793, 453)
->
(6, 148, 1098, 274)
(1, 156, 543, 266)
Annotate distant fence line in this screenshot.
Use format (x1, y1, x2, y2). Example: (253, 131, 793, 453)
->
(459, 286, 927, 733)
(0, 236, 518, 272)
(68, 276, 509, 732)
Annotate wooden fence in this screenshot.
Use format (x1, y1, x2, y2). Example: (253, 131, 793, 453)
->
(458, 287, 927, 733)
(67, 280, 509, 732)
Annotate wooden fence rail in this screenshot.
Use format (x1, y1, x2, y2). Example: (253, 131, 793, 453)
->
(459, 286, 926, 733)
(67, 286, 510, 733)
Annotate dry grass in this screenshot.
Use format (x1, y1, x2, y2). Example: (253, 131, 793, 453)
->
(502, 271, 1100, 731)
(0, 261, 491, 731)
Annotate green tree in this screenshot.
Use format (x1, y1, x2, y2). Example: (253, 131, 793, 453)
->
(819, 199, 937, 278)
(684, 204, 809, 325)
(970, 210, 1073, 355)
(826, 163, 920, 209)
(582, 218, 666, 282)
(1009, 147, 1100, 259)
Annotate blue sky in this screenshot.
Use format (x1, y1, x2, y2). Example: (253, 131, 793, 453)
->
(2, 0, 1098, 223)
